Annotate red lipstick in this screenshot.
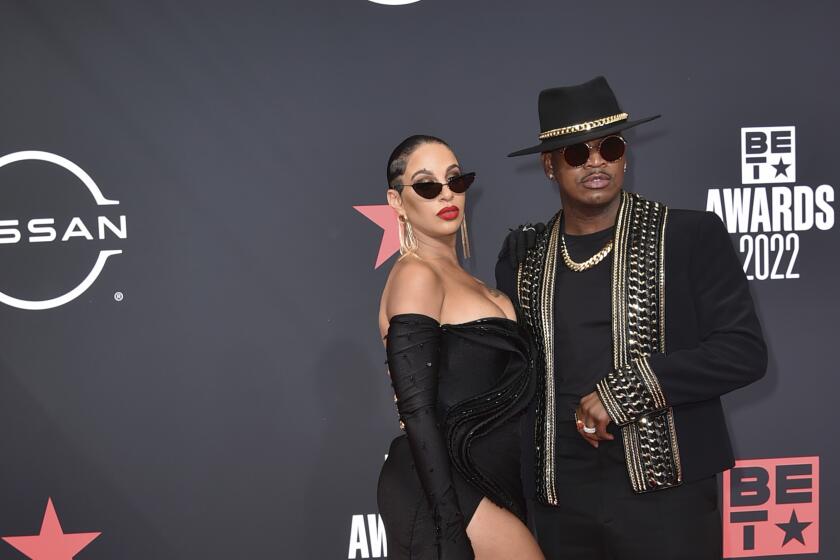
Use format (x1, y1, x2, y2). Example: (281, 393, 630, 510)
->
(437, 206, 460, 220)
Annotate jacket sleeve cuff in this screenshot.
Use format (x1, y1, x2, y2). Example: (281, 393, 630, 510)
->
(595, 356, 668, 426)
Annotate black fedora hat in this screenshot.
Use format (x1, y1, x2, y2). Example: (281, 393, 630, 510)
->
(508, 76, 660, 157)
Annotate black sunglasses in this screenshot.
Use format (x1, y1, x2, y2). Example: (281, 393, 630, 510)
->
(391, 172, 476, 200)
(561, 135, 626, 168)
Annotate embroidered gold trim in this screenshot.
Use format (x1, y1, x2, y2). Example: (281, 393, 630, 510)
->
(538, 112, 629, 140)
(596, 357, 667, 426)
(516, 212, 562, 505)
(604, 192, 682, 492)
(659, 210, 668, 354)
(519, 192, 681, 499)
(539, 219, 561, 505)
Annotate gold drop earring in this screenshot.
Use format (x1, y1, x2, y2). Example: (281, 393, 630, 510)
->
(460, 212, 471, 259)
(398, 214, 418, 256)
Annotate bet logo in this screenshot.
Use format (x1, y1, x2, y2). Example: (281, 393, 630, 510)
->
(708, 126, 834, 281)
(741, 126, 796, 185)
(723, 456, 819, 557)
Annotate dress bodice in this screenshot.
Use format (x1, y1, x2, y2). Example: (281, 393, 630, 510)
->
(386, 314, 535, 520)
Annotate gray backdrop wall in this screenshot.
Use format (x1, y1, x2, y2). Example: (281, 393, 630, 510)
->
(0, 1, 836, 558)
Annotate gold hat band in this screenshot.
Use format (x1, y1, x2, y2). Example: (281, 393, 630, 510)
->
(538, 112, 629, 140)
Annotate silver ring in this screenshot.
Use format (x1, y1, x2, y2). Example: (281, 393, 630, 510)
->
(583, 426, 597, 434)
(521, 225, 535, 232)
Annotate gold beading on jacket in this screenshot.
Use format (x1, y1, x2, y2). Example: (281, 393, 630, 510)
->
(517, 191, 682, 500)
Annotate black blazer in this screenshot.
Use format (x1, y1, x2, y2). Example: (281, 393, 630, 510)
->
(495, 208, 768, 482)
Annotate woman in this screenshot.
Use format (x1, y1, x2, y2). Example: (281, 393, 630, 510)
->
(376, 135, 544, 560)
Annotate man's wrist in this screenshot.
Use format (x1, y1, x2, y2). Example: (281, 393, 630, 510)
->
(596, 356, 667, 425)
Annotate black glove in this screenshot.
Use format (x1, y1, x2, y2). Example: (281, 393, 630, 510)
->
(499, 223, 546, 268)
(386, 314, 474, 560)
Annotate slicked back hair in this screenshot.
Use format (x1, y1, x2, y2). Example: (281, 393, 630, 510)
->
(386, 134, 451, 190)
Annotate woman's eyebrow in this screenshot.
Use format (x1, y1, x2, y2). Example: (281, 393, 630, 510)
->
(410, 168, 434, 180)
(409, 164, 459, 181)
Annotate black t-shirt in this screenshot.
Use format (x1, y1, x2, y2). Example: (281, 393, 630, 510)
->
(553, 219, 614, 419)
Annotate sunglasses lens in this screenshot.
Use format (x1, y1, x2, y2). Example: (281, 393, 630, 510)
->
(563, 143, 590, 167)
(449, 173, 475, 193)
(412, 182, 443, 199)
(600, 136, 626, 162)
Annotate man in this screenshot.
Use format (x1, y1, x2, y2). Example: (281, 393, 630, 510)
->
(495, 76, 767, 559)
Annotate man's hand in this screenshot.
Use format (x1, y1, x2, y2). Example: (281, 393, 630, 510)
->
(499, 223, 546, 268)
(575, 391, 615, 448)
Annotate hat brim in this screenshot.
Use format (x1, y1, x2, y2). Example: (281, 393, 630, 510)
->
(507, 115, 661, 157)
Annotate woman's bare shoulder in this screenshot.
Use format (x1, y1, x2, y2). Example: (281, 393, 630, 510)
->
(380, 257, 444, 325)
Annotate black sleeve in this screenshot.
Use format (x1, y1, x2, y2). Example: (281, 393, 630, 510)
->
(495, 247, 518, 304)
(597, 212, 768, 423)
(386, 314, 474, 559)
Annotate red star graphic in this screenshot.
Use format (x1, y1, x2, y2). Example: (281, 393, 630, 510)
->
(2, 498, 100, 560)
(354, 204, 400, 269)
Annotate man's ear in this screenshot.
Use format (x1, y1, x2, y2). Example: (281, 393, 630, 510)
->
(541, 152, 555, 179)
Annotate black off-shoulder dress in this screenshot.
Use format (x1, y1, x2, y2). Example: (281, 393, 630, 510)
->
(377, 313, 535, 560)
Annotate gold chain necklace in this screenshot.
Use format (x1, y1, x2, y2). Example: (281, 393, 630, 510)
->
(560, 234, 613, 272)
